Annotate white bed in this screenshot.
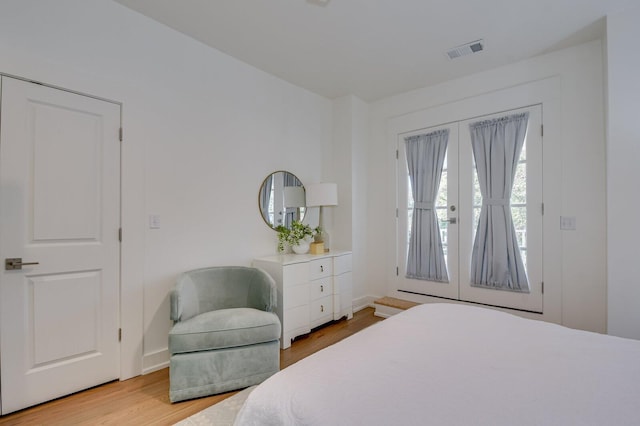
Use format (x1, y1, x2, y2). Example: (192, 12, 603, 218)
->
(234, 303, 640, 425)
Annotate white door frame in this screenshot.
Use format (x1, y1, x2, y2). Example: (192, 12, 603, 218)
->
(387, 76, 563, 324)
(0, 73, 142, 382)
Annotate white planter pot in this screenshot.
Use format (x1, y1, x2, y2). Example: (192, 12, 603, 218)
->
(292, 241, 310, 254)
(291, 238, 312, 254)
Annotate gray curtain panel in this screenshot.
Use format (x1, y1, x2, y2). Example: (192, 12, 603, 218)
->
(405, 129, 449, 282)
(469, 112, 529, 292)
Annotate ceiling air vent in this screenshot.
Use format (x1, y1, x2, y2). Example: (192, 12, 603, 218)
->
(446, 39, 485, 60)
(307, 0, 331, 6)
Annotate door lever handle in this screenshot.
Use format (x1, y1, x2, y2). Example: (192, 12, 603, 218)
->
(5, 258, 40, 270)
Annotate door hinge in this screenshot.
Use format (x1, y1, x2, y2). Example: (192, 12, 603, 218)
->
(541, 124, 544, 137)
(118, 228, 122, 242)
(118, 328, 122, 342)
(119, 127, 123, 142)
(396, 266, 399, 276)
(396, 208, 398, 218)
(541, 203, 545, 215)
(396, 149, 399, 159)
(541, 282, 544, 294)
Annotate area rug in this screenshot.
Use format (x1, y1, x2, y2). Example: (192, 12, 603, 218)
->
(175, 386, 256, 426)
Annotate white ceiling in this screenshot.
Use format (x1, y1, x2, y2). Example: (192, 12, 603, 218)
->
(113, 0, 633, 102)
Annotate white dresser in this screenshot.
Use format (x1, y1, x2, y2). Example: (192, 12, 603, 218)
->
(253, 250, 353, 349)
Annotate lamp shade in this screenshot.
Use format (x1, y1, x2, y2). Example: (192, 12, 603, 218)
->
(305, 183, 338, 207)
(283, 186, 305, 208)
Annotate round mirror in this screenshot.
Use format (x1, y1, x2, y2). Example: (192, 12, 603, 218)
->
(258, 171, 306, 229)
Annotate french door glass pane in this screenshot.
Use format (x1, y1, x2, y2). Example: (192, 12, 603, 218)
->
(511, 163, 527, 204)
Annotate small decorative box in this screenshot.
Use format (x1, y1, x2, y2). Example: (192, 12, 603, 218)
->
(310, 242, 324, 254)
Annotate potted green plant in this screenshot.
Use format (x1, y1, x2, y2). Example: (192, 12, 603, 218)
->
(276, 220, 319, 254)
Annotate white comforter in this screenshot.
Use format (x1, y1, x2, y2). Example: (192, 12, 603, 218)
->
(234, 303, 640, 425)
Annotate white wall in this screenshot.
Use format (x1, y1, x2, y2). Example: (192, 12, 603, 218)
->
(365, 40, 607, 333)
(0, 0, 332, 375)
(331, 96, 371, 309)
(606, 6, 640, 340)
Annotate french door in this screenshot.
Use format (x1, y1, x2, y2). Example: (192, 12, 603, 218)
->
(397, 105, 543, 313)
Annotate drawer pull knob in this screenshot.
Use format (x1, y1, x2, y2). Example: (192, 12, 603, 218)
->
(321, 284, 324, 292)
(320, 265, 324, 272)
(321, 305, 324, 312)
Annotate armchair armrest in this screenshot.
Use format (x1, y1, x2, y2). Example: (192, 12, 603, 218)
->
(247, 267, 277, 313)
(170, 274, 199, 322)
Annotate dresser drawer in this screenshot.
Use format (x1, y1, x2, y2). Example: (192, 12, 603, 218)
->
(282, 262, 309, 287)
(283, 305, 310, 333)
(334, 253, 352, 275)
(283, 282, 309, 309)
(310, 258, 332, 280)
(310, 278, 332, 301)
(334, 271, 353, 320)
(310, 295, 333, 323)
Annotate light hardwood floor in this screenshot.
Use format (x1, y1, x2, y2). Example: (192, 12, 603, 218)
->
(0, 307, 383, 425)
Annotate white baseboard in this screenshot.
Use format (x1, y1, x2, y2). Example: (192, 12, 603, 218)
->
(142, 348, 169, 374)
(352, 294, 381, 313)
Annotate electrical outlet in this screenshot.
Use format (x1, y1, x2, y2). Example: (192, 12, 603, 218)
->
(560, 216, 576, 231)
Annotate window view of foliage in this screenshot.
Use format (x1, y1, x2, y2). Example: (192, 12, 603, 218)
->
(435, 155, 448, 260)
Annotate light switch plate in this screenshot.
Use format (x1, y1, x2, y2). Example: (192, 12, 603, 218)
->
(560, 216, 576, 231)
(149, 214, 161, 229)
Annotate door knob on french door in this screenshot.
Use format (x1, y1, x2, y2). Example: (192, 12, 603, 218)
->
(448, 218, 457, 224)
(5, 258, 40, 270)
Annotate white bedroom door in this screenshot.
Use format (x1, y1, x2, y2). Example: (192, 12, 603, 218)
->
(0, 77, 121, 414)
(397, 105, 543, 313)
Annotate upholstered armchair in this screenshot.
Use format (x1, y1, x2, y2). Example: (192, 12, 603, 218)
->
(168, 266, 281, 403)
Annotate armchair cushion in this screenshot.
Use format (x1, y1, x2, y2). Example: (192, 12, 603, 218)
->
(169, 308, 280, 355)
